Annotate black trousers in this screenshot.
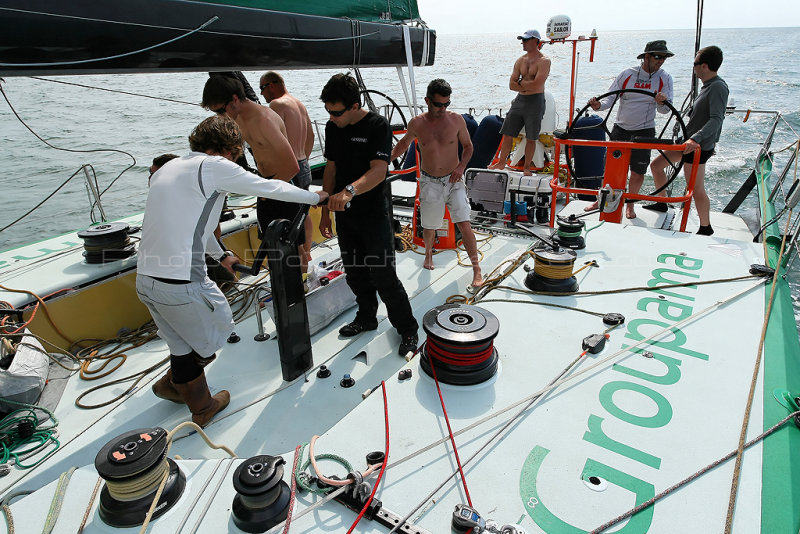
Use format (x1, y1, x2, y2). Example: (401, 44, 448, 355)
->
(335, 212, 418, 336)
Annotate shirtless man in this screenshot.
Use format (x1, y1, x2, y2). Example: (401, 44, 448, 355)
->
(391, 79, 482, 290)
(489, 29, 551, 176)
(201, 76, 299, 252)
(260, 71, 316, 271)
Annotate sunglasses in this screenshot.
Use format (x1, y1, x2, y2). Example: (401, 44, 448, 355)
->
(650, 54, 667, 60)
(693, 61, 703, 66)
(431, 100, 451, 108)
(212, 102, 229, 114)
(325, 106, 349, 117)
(259, 82, 273, 91)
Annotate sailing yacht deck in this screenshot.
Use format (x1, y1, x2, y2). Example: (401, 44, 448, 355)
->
(3, 211, 783, 533)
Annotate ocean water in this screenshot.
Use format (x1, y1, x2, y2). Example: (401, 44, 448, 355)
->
(1, 28, 799, 313)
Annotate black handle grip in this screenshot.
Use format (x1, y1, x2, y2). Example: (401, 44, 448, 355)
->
(232, 263, 255, 275)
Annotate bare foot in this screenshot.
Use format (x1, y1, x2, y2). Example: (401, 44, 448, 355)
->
(626, 204, 637, 219)
(471, 271, 483, 288)
(523, 170, 533, 177)
(488, 162, 505, 170)
(423, 255, 435, 270)
(584, 201, 598, 212)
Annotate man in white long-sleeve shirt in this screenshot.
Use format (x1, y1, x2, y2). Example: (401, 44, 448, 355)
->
(137, 115, 327, 427)
(585, 40, 674, 219)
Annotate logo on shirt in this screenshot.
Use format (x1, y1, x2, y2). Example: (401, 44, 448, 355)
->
(376, 151, 389, 158)
(350, 136, 368, 143)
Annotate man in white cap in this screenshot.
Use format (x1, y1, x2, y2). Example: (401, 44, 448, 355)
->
(489, 29, 551, 176)
(584, 39, 674, 219)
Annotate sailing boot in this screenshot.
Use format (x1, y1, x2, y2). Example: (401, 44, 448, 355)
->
(152, 368, 184, 404)
(173, 371, 230, 428)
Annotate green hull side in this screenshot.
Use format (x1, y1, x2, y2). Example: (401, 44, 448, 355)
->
(758, 153, 800, 532)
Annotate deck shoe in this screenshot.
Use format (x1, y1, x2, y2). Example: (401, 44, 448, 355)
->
(152, 369, 184, 404)
(696, 225, 714, 236)
(173, 371, 230, 428)
(642, 202, 669, 212)
(398, 332, 419, 357)
(339, 320, 378, 337)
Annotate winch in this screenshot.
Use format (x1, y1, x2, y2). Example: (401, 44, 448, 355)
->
(420, 304, 499, 385)
(94, 427, 185, 527)
(554, 215, 586, 249)
(231, 454, 291, 533)
(524, 247, 579, 293)
(77, 222, 135, 264)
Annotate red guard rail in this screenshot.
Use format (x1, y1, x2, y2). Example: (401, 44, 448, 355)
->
(548, 138, 700, 232)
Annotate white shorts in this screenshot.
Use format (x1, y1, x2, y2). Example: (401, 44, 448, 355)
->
(136, 275, 234, 357)
(418, 172, 472, 229)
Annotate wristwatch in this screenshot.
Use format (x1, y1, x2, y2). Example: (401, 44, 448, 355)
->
(218, 250, 234, 262)
(344, 184, 357, 196)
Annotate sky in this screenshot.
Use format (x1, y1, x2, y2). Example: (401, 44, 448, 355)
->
(416, 0, 800, 34)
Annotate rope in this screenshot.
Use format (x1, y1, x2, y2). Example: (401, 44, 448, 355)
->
(294, 447, 353, 494)
(0, 83, 135, 201)
(388, 280, 765, 483)
(77, 476, 102, 534)
(590, 410, 800, 534)
(533, 260, 574, 280)
(0, 284, 76, 345)
(388, 330, 606, 533)
(0, 400, 60, 470)
(346, 381, 389, 534)
(282, 445, 302, 534)
(28, 77, 201, 107)
(723, 212, 793, 533)
(41, 466, 76, 534)
(426, 350, 473, 506)
(0, 16, 220, 67)
(136, 421, 237, 534)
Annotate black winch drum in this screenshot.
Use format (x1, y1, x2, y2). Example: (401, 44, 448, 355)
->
(421, 304, 500, 385)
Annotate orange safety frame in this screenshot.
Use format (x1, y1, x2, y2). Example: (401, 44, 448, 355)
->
(548, 138, 700, 231)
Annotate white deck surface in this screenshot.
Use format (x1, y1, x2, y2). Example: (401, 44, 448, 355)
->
(2, 211, 775, 533)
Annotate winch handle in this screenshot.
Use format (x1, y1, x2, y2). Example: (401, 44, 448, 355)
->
(230, 195, 342, 276)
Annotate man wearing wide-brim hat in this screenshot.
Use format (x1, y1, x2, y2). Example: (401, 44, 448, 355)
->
(584, 40, 674, 219)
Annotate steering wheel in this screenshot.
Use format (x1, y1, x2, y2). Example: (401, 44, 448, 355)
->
(360, 89, 411, 170)
(566, 88, 688, 198)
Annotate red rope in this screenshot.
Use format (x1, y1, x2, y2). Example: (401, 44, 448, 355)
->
(346, 381, 390, 534)
(426, 349, 473, 506)
(425, 337, 494, 366)
(282, 444, 302, 534)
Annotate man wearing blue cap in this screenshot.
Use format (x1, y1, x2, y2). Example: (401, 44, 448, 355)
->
(490, 29, 551, 176)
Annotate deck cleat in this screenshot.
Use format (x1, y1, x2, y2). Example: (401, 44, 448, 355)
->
(232, 455, 291, 533)
(602, 312, 625, 326)
(421, 304, 499, 386)
(94, 427, 186, 528)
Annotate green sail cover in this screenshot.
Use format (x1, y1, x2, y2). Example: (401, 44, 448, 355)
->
(194, 0, 422, 23)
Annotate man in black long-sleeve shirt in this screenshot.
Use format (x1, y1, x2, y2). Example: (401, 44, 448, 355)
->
(650, 46, 729, 236)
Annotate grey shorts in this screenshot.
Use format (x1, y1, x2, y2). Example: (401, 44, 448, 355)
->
(136, 274, 234, 357)
(500, 93, 546, 139)
(293, 159, 312, 190)
(610, 125, 656, 175)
